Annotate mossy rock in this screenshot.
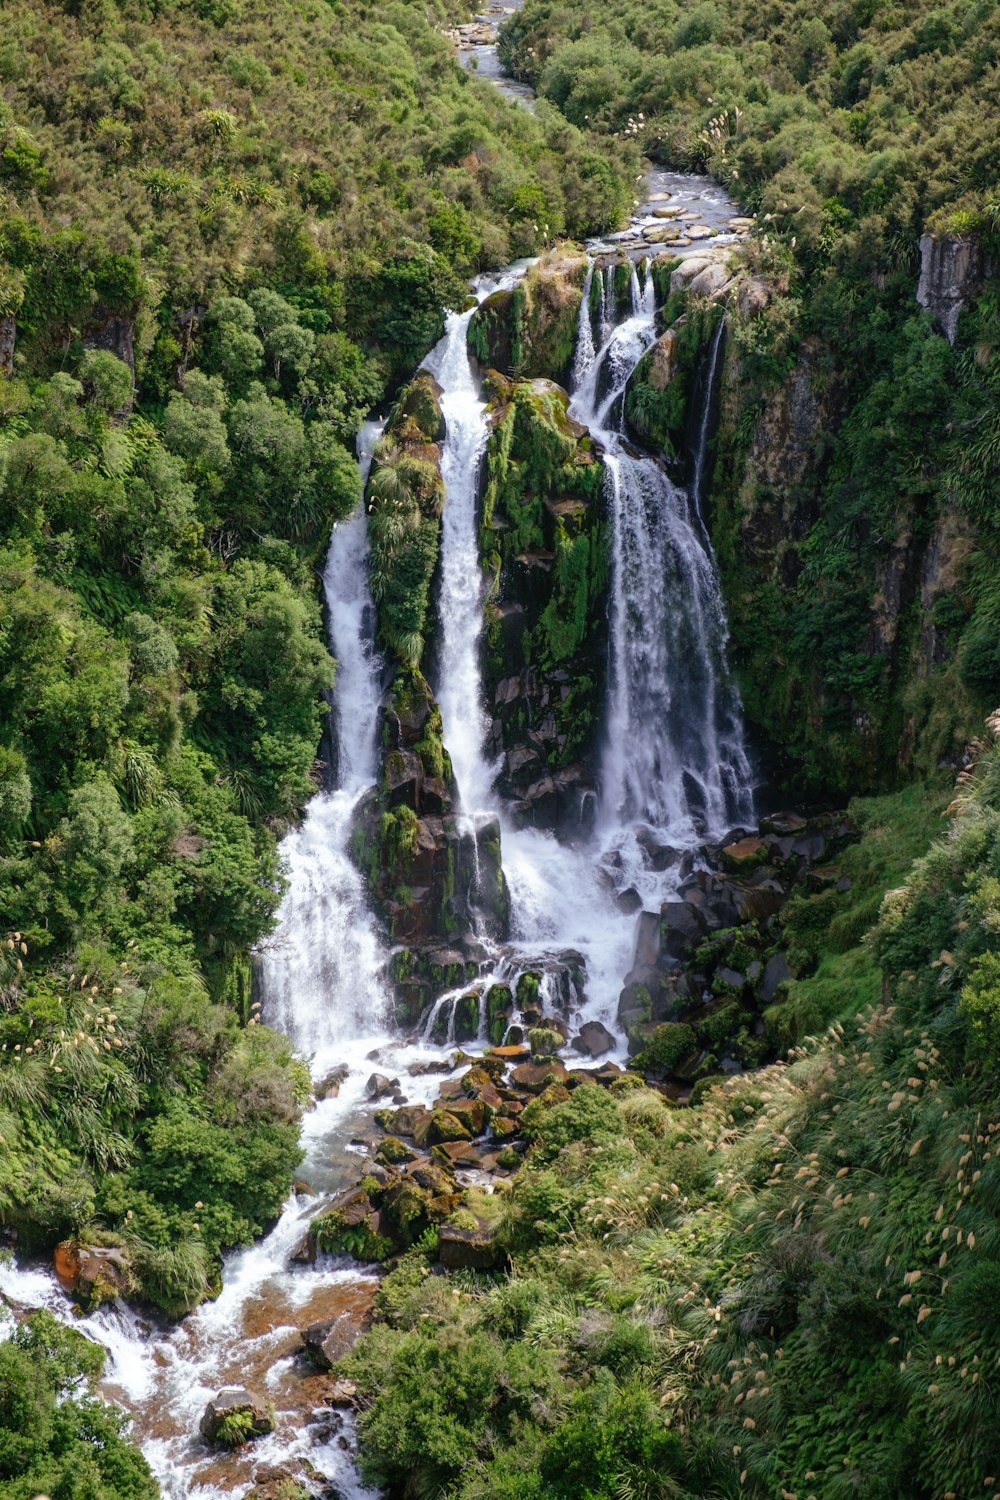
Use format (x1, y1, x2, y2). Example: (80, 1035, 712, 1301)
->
(376, 1135, 418, 1166)
(631, 1022, 697, 1077)
(516, 971, 542, 1008)
(428, 1109, 472, 1144)
(454, 991, 480, 1044)
(397, 370, 445, 441)
(468, 288, 517, 375)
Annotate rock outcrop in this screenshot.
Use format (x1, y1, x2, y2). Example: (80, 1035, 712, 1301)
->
(200, 1388, 273, 1447)
(54, 1241, 133, 1309)
(916, 233, 994, 345)
(468, 246, 588, 384)
(0, 314, 15, 377)
(478, 374, 609, 830)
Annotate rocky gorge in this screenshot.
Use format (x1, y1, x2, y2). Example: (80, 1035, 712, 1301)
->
(2, 0, 1000, 1494)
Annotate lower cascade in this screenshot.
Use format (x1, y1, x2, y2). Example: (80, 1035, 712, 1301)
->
(0, 197, 756, 1495)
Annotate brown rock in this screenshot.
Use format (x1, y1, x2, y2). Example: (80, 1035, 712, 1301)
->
(301, 1314, 361, 1370)
(54, 1241, 132, 1307)
(438, 1222, 499, 1271)
(200, 1388, 273, 1447)
(510, 1058, 569, 1092)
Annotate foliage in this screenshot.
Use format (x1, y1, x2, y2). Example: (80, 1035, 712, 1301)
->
(344, 723, 1000, 1497)
(0, 1308, 157, 1498)
(0, 938, 305, 1314)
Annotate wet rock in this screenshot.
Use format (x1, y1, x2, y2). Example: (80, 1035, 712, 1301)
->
(732, 881, 786, 923)
(571, 1020, 616, 1058)
(510, 1057, 569, 1092)
(917, 233, 994, 345)
(760, 811, 807, 835)
(617, 886, 642, 914)
(289, 1230, 317, 1265)
(760, 951, 792, 1001)
(54, 1241, 132, 1308)
(439, 1221, 500, 1270)
(315, 1064, 350, 1100)
(302, 1315, 362, 1371)
(437, 1097, 487, 1134)
(376, 1135, 417, 1166)
(200, 1388, 273, 1447)
(633, 910, 662, 968)
(428, 1109, 472, 1144)
(721, 836, 768, 871)
(365, 1072, 399, 1100)
(660, 900, 708, 959)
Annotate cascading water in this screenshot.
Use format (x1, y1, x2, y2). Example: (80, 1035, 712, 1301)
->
(423, 299, 501, 818)
(421, 250, 754, 1039)
(569, 262, 754, 845)
(1, 174, 756, 1497)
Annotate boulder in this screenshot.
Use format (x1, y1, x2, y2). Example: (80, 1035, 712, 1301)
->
(327, 1379, 359, 1407)
(633, 910, 662, 968)
(54, 1242, 132, 1308)
(761, 951, 792, 1002)
(428, 1109, 472, 1143)
(439, 1221, 500, 1271)
(200, 1388, 273, 1447)
(721, 836, 768, 871)
(660, 900, 708, 959)
(510, 1057, 569, 1092)
(365, 1072, 399, 1100)
(288, 1231, 317, 1264)
(571, 1020, 616, 1058)
(301, 1315, 361, 1371)
(315, 1064, 350, 1100)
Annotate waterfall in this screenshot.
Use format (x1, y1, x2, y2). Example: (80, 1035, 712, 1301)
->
(260, 421, 392, 1059)
(422, 304, 498, 816)
(1, 216, 756, 1499)
(569, 259, 753, 842)
(571, 265, 596, 392)
(0, 423, 410, 1500)
(690, 317, 726, 512)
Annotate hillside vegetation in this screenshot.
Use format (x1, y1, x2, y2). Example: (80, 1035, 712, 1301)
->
(343, 720, 1000, 1499)
(0, 0, 634, 1319)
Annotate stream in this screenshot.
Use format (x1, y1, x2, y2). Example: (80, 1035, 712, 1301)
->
(0, 41, 756, 1500)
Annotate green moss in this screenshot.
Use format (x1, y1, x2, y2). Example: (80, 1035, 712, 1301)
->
(632, 1022, 696, 1075)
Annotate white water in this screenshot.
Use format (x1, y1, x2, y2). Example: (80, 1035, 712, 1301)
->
(570, 263, 754, 844)
(423, 300, 499, 817)
(421, 255, 754, 1042)
(1, 203, 755, 1497)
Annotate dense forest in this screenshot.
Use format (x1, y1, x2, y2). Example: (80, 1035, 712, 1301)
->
(1, 0, 999, 1495)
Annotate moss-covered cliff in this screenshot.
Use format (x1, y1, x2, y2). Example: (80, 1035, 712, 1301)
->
(478, 372, 609, 829)
(620, 234, 1000, 803)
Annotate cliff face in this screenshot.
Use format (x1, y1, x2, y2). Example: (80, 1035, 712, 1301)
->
(479, 374, 609, 830)
(916, 234, 995, 346)
(630, 238, 995, 798)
